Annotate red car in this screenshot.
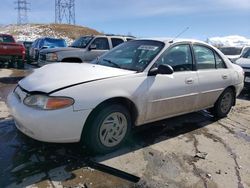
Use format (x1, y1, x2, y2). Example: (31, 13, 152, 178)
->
(0, 34, 25, 69)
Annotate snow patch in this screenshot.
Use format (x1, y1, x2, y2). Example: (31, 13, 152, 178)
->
(208, 35, 250, 47)
(0, 24, 73, 45)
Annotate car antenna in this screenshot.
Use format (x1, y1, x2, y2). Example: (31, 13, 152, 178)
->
(169, 27, 189, 43)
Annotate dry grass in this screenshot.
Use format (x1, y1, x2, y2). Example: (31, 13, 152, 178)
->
(38, 24, 100, 40)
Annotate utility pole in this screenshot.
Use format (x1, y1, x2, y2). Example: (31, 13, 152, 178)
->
(15, 0, 30, 25)
(55, 0, 75, 25)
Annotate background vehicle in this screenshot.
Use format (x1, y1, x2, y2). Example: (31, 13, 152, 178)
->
(29, 37, 67, 62)
(38, 35, 134, 66)
(8, 39, 244, 154)
(235, 48, 250, 89)
(219, 46, 250, 63)
(18, 41, 33, 63)
(0, 34, 25, 69)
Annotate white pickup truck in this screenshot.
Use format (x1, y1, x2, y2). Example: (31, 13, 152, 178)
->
(38, 35, 134, 66)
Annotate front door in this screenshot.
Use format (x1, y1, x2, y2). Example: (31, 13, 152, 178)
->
(145, 44, 199, 122)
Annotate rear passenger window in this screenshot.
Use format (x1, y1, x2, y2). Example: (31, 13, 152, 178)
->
(194, 45, 216, 69)
(111, 38, 124, 48)
(215, 53, 226, 68)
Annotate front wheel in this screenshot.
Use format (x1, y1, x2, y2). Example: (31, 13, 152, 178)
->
(211, 88, 235, 118)
(83, 104, 131, 154)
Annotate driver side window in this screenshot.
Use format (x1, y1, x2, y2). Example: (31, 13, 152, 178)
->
(155, 44, 193, 72)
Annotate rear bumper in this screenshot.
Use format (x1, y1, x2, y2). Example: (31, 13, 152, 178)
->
(0, 55, 23, 61)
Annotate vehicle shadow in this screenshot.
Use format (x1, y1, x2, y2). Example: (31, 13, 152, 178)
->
(0, 110, 216, 187)
(238, 89, 250, 101)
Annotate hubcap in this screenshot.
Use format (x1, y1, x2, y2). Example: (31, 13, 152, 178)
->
(99, 112, 128, 147)
(220, 92, 232, 113)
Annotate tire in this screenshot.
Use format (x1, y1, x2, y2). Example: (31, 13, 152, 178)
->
(83, 104, 131, 154)
(211, 88, 235, 118)
(7, 61, 15, 68)
(17, 60, 24, 69)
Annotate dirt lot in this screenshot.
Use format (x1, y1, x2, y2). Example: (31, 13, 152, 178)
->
(0, 67, 250, 188)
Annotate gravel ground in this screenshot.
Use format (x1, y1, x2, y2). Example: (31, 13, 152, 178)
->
(0, 67, 250, 188)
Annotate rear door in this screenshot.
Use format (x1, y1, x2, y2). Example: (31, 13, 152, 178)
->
(193, 44, 232, 109)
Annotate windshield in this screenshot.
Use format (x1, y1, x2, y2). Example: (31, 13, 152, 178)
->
(70, 36, 93, 48)
(219, 47, 242, 55)
(93, 40, 165, 72)
(0, 35, 15, 43)
(43, 38, 67, 48)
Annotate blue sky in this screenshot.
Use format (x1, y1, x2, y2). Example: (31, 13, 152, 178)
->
(0, 0, 250, 40)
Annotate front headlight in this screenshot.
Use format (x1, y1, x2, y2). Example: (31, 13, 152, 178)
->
(46, 53, 58, 62)
(24, 95, 74, 110)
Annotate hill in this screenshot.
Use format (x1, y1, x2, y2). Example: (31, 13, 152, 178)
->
(0, 24, 100, 44)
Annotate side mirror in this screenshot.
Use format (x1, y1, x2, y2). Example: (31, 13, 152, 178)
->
(89, 44, 97, 50)
(148, 64, 174, 76)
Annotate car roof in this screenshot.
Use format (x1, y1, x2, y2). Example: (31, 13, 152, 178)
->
(36, 37, 65, 40)
(134, 37, 210, 46)
(79, 35, 135, 39)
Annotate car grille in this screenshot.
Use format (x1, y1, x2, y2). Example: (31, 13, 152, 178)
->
(39, 54, 46, 61)
(245, 72, 250, 77)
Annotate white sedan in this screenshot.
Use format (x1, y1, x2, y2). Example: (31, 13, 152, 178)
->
(7, 39, 244, 153)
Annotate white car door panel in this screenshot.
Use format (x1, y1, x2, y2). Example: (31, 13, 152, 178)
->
(193, 45, 232, 109)
(145, 71, 199, 122)
(196, 69, 231, 109)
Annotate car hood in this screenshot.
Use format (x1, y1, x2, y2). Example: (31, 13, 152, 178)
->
(236, 58, 250, 68)
(40, 47, 86, 54)
(19, 63, 136, 93)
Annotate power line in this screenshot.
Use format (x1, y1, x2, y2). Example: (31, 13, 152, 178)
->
(15, 0, 30, 25)
(55, 0, 75, 25)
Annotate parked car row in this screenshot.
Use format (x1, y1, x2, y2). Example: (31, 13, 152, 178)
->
(0, 33, 135, 69)
(37, 35, 134, 66)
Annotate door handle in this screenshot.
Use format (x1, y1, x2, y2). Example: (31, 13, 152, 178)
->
(222, 74, 228, 79)
(185, 78, 194, 84)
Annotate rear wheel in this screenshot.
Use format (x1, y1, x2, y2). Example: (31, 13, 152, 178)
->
(83, 104, 131, 154)
(211, 88, 235, 118)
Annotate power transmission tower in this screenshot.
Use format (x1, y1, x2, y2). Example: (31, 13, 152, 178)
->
(55, 0, 75, 25)
(15, 0, 30, 25)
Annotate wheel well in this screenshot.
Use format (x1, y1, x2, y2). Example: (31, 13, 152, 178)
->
(84, 97, 138, 129)
(226, 86, 236, 106)
(61, 57, 82, 63)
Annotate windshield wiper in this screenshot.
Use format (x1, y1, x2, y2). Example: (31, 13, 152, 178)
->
(103, 58, 121, 68)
